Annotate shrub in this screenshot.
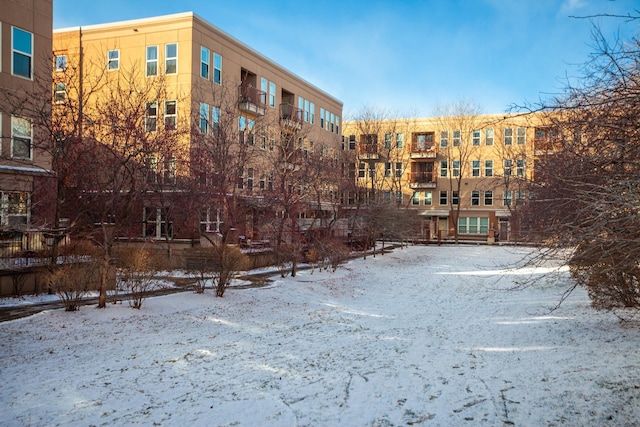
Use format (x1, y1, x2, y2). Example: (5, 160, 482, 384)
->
(115, 247, 161, 309)
(47, 261, 98, 311)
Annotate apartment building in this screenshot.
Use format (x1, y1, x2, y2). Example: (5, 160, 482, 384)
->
(0, 0, 54, 250)
(53, 12, 343, 245)
(342, 114, 544, 242)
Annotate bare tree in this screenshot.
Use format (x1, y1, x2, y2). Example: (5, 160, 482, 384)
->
(521, 22, 640, 313)
(432, 100, 485, 243)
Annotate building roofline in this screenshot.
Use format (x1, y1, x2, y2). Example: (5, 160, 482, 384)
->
(54, 12, 343, 108)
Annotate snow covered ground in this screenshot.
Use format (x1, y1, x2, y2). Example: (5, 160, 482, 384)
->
(1, 245, 639, 426)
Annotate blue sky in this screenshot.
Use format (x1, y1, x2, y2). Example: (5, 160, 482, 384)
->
(53, 0, 639, 117)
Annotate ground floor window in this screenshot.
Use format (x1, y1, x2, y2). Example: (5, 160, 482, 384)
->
(200, 208, 223, 233)
(458, 217, 489, 235)
(143, 207, 173, 239)
(0, 192, 29, 228)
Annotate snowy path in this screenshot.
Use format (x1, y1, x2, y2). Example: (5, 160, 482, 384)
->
(1, 245, 639, 426)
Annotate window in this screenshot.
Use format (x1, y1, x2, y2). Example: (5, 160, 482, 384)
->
(320, 108, 326, 129)
(199, 103, 209, 133)
(200, 208, 223, 233)
(504, 128, 513, 145)
(107, 49, 119, 71)
(472, 160, 480, 177)
(452, 130, 461, 146)
(384, 133, 393, 149)
(452, 191, 459, 205)
(298, 97, 315, 123)
(472, 130, 481, 146)
(12, 27, 33, 78)
(484, 190, 493, 206)
(163, 158, 176, 185)
(395, 162, 403, 178)
(516, 190, 526, 205)
(247, 168, 254, 190)
(452, 160, 460, 177)
(54, 82, 66, 103)
(424, 191, 432, 206)
(146, 46, 158, 76)
(358, 162, 366, 178)
(503, 159, 512, 176)
(458, 217, 489, 235)
(485, 129, 494, 146)
(412, 191, 420, 205)
(146, 156, 158, 183)
(440, 131, 448, 147)
(348, 135, 356, 150)
(144, 207, 172, 239)
(0, 192, 29, 227)
(164, 100, 177, 130)
(384, 162, 392, 177)
(471, 190, 480, 206)
(269, 81, 276, 107)
(200, 46, 210, 79)
(503, 190, 513, 206)
(516, 127, 526, 145)
(440, 160, 448, 177)
(212, 106, 220, 131)
(165, 43, 177, 74)
(439, 190, 448, 205)
(213, 53, 222, 84)
(396, 191, 403, 205)
(485, 159, 493, 177)
(396, 133, 404, 148)
(55, 55, 67, 71)
(11, 116, 31, 159)
(145, 102, 158, 132)
(516, 159, 525, 177)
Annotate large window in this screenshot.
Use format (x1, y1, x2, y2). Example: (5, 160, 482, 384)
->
(145, 102, 158, 132)
(213, 52, 222, 84)
(458, 217, 489, 235)
(146, 46, 158, 76)
(107, 49, 119, 71)
(12, 27, 33, 78)
(200, 46, 210, 79)
(164, 101, 177, 130)
(200, 208, 223, 233)
(11, 116, 32, 159)
(144, 207, 172, 239)
(165, 43, 177, 74)
(516, 127, 526, 145)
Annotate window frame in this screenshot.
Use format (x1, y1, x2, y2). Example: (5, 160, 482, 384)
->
(484, 159, 494, 177)
(213, 52, 222, 84)
(485, 128, 494, 146)
(11, 116, 32, 160)
(484, 190, 493, 206)
(439, 190, 448, 206)
(164, 100, 177, 130)
(504, 128, 513, 145)
(165, 43, 178, 75)
(200, 46, 210, 79)
(423, 191, 432, 206)
(55, 54, 67, 72)
(107, 49, 119, 71)
(12, 26, 33, 79)
(145, 101, 158, 132)
(146, 45, 158, 77)
(440, 131, 448, 148)
(472, 130, 481, 146)
(471, 159, 480, 177)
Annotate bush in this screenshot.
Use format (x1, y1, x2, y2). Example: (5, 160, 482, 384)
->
(114, 248, 161, 309)
(186, 244, 250, 297)
(47, 261, 98, 311)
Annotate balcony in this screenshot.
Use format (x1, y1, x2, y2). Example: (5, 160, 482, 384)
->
(280, 103, 303, 130)
(238, 85, 267, 116)
(410, 142, 437, 158)
(408, 171, 437, 189)
(358, 142, 379, 159)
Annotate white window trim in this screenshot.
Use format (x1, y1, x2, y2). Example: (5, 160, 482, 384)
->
(11, 116, 33, 160)
(200, 46, 210, 80)
(146, 45, 158, 77)
(165, 43, 178, 75)
(107, 49, 119, 71)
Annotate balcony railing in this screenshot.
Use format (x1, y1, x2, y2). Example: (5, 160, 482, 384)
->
(280, 104, 303, 129)
(238, 85, 267, 116)
(408, 171, 437, 188)
(410, 142, 437, 158)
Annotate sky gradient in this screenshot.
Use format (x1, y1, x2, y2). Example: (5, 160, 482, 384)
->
(53, 0, 639, 118)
